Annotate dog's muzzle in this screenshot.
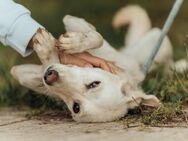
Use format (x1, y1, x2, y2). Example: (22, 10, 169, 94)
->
(44, 67, 59, 85)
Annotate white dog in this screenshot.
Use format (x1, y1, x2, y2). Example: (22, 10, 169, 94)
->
(10, 6, 176, 122)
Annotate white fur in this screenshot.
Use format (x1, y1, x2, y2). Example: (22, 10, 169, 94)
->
(112, 5, 174, 72)
(174, 59, 188, 73)
(11, 8, 170, 122)
(112, 5, 152, 47)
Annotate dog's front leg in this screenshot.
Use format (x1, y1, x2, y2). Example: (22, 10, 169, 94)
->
(11, 29, 60, 97)
(32, 28, 60, 66)
(56, 15, 103, 54)
(57, 31, 103, 54)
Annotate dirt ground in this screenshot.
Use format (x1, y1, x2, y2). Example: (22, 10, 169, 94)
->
(0, 108, 188, 141)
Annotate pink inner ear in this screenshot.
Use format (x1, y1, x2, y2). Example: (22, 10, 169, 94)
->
(141, 98, 161, 108)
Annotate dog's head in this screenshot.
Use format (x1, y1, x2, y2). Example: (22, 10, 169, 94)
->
(11, 63, 160, 122)
(42, 64, 160, 122)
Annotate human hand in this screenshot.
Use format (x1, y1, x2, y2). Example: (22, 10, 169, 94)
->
(58, 51, 121, 74)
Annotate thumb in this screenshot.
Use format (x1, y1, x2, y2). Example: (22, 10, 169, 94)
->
(59, 53, 93, 68)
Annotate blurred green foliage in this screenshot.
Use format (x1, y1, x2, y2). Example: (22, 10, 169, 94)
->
(0, 0, 188, 108)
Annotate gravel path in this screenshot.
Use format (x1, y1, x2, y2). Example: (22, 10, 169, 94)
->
(0, 108, 187, 141)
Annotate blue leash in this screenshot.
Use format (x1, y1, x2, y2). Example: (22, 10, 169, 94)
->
(142, 0, 184, 74)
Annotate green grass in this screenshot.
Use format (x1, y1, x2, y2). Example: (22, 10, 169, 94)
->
(120, 102, 185, 127)
(143, 69, 188, 103)
(125, 68, 188, 126)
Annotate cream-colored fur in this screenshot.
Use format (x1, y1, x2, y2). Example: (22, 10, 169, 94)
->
(17, 1, 188, 122)
(112, 5, 187, 73)
(112, 5, 173, 72)
(112, 5, 152, 47)
(10, 14, 162, 122)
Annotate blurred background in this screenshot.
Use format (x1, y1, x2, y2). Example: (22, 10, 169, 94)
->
(0, 0, 188, 108)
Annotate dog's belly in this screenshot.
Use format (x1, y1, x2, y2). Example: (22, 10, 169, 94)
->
(88, 40, 144, 82)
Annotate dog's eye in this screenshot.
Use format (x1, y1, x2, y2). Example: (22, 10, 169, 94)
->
(86, 81, 101, 89)
(73, 102, 80, 114)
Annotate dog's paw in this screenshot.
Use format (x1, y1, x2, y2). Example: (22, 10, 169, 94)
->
(63, 15, 96, 32)
(56, 32, 89, 54)
(33, 28, 56, 57)
(32, 28, 59, 64)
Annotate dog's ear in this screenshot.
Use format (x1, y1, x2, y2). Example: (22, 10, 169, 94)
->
(10, 64, 50, 96)
(121, 83, 161, 109)
(129, 91, 161, 109)
(135, 92, 161, 107)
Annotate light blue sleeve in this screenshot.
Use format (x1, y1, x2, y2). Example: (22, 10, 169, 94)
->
(0, 0, 44, 57)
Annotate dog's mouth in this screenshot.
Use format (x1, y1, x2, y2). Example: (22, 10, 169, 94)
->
(44, 66, 59, 85)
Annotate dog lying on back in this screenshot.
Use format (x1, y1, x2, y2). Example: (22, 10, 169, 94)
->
(11, 5, 176, 122)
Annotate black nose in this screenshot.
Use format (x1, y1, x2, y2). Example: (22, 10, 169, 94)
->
(44, 69, 59, 85)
